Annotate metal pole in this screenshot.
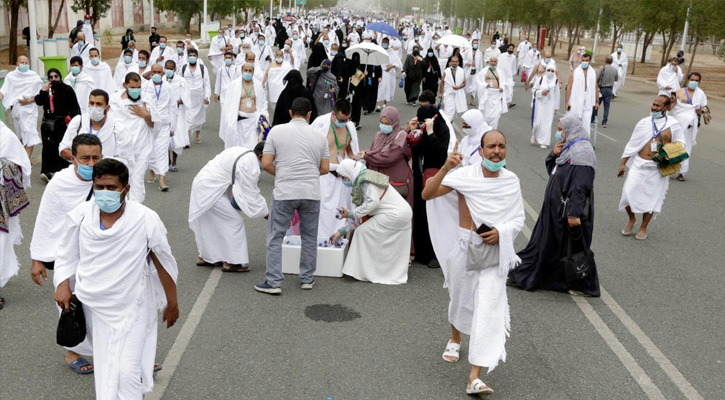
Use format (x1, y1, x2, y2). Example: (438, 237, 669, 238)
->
(28, 0, 39, 72)
(232, 0, 236, 30)
(203, 0, 209, 43)
(269, 0, 273, 19)
(149, 0, 155, 31)
(680, 3, 691, 52)
(592, 7, 602, 63)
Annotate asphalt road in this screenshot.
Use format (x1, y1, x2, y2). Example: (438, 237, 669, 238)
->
(1, 54, 723, 400)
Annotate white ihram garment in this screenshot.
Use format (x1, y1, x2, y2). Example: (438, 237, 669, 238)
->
(84, 62, 115, 95)
(656, 65, 683, 95)
(442, 67, 467, 121)
(670, 89, 706, 175)
(143, 81, 174, 176)
(441, 166, 525, 371)
(219, 77, 268, 149)
(61, 114, 133, 168)
(189, 147, 268, 265)
(0, 68, 43, 147)
(113, 61, 140, 91)
(310, 113, 359, 238)
(476, 68, 509, 129)
(377, 49, 401, 102)
(65, 72, 96, 114)
(167, 75, 191, 155)
(182, 62, 212, 133)
(266, 63, 293, 105)
(619, 116, 684, 214)
(611, 52, 628, 96)
(53, 201, 178, 400)
(567, 66, 597, 136)
(530, 74, 560, 146)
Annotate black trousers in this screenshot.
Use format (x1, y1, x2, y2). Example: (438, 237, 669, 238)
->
(40, 118, 70, 175)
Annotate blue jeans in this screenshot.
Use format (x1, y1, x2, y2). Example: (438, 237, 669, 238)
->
(598, 87, 613, 124)
(265, 198, 320, 287)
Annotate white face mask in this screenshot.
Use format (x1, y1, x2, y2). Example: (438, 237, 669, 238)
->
(89, 106, 106, 122)
(275, 57, 284, 64)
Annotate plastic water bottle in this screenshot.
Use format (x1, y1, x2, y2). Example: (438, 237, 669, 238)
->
(398, 77, 405, 88)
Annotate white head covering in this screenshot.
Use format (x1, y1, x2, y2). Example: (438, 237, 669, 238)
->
(336, 159, 367, 181)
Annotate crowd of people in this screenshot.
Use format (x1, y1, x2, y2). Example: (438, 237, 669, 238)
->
(0, 8, 710, 398)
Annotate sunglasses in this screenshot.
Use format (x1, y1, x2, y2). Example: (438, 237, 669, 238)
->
(49, 75, 61, 79)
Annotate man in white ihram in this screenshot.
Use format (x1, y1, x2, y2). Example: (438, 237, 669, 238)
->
(611, 45, 628, 97)
(423, 130, 525, 397)
(566, 53, 598, 137)
(54, 158, 179, 399)
(189, 142, 268, 272)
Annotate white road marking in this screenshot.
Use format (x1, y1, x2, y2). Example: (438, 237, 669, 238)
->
(520, 197, 703, 400)
(146, 268, 223, 400)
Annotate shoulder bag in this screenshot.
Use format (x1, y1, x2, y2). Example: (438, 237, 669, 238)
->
(465, 223, 499, 272)
(229, 150, 254, 211)
(56, 295, 86, 347)
(557, 227, 596, 284)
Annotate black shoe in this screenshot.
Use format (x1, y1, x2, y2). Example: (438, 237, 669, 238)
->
(355, 124, 361, 129)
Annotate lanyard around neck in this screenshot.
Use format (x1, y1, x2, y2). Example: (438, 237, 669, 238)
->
(154, 82, 163, 100)
(562, 138, 587, 153)
(89, 119, 105, 136)
(330, 121, 349, 151)
(651, 116, 668, 140)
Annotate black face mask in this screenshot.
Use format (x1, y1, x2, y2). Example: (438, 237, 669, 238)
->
(322, 66, 330, 71)
(507, 50, 513, 54)
(413, 50, 420, 56)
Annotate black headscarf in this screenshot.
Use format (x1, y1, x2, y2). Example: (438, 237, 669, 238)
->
(424, 48, 440, 73)
(273, 70, 318, 125)
(308, 42, 329, 70)
(47, 68, 69, 95)
(415, 105, 450, 169)
(282, 69, 304, 90)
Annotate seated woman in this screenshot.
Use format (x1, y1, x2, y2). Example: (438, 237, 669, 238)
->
(331, 159, 413, 285)
(508, 115, 600, 297)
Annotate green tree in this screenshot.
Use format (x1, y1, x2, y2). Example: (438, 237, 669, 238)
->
(5, 0, 24, 63)
(70, 0, 112, 27)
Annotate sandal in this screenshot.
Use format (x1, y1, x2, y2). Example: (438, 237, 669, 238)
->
(67, 357, 94, 375)
(0, 297, 5, 310)
(169, 166, 178, 172)
(159, 186, 170, 192)
(634, 232, 648, 240)
(196, 259, 222, 267)
(146, 177, 157, 184)
(621, 223, 636, 236)
(466, 379, 494, 395)
(221, 263, 251, 273)
(442, 340, 460, 363)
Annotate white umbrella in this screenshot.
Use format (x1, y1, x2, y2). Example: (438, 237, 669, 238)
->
(436, 34, 471, 49)
(345, 42, 390, 66)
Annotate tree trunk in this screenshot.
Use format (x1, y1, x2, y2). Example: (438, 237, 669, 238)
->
(552, 25, 561, 57)
(684, 32, 700, 84)
(8, 0, 21, 64)
(664, 28, 677, 65)
(659, 30, 668, 66)
(48, 0, 66, 38)
(610, 25, 621, 53)
(567, 25, 580, 59)
(641, 31, 655, 64)
(632, 28, 642, 75)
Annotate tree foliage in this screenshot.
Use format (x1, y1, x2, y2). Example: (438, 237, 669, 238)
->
(70, 0, 112, 27)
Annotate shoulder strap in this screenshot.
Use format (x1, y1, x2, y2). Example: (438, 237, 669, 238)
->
(181, 64, 187, 76)
(200, 64, 205, 78)
(85, 185, 94, 201)
(231, 150, 255, 185)
(76, 118, 82, 135)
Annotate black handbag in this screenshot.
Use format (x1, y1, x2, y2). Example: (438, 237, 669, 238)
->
(56, 295, 87, 347)
(558, 228, 596, 284)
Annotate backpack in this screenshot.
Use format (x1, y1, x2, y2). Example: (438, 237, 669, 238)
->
(181, 63, 205, 79)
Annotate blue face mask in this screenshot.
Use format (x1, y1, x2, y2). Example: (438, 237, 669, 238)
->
(382, 43, 389, 49)
(379, 123, 394, 134)
(555, 130, 563, 142)
(688, 81, 698, 90)
(581, 61, 590, 69)
(124, 56, 132, 64)
(225, 59, 233, 66)
(342, 179, 353, 188)
(138, 60, 147, 68)
(333, 119, 346, 128)
(152, 74, 163, 83)
(94, 189, 125, 213)
(482, 157, 506, 172)
(176, 47, 183, 54)
(243, 72, 253, 82)
(651, 111, 664, 119)
(76, 162, 93, 180)
(90, 58, 100, 65)
(160, 43, 166, 49)
(127, 88, 142, 100)
(293, 35, 298, 40)
(18, 64, 29, 73)
(70, 66, 81, 75)
(164, 69, 174, 78)
(188, 56, 197, 64)
(258, 40, 265, 46)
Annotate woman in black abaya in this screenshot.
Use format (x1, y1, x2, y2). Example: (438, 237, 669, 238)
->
(272, 70, 317, 125)
(509, 114, 600, 297)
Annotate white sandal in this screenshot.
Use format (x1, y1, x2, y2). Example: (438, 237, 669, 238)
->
(442, 340, 460, 363)
(466, 378, 494, 395)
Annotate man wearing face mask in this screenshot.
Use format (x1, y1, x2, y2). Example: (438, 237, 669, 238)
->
(136, 50, 151, 80)
(114, 49, 140, 91)
(464, 39, 484, 106)
(376, 37, 403, 112)
(439, 55, 467, 122)
(310, 99, 360, 239)
(164, 60, 190, 171)
(657, 57, 683, 96)
(476, 56, 509, 129)
(566, 53, 598, 136)
(173, 41, 187, 73)
(64, 56, 96, 115)
(143, 64, 174, 192)
(71, 32, 92, 66)
(181, 48, 211, 145)
(291, 31, 307, 70)
(209, 29, 233, 78)
(215, 52, 242, 104)
(0, 56, 43, 158)
(516, 38, 532, 75)
(54, 158, 179, 400)
(263, 50, 293, 111)
(219, 62, 268, 150)
(422, 130, 525, 397)
(618, 95, 685, 240)
(149, 36, 174, 66)
(109, 72, 159, 203)
(483, 39, 501, 66)
(31, 69, 80, 181)
(30, 134, 101, 374)
(189, 142, 268, 272)
(498, 44, 517, 107)
(671, 72, 707, 181)
(83, 48, 115, 95)
(611, 45, 628, 97)
(252, 33, 274, 72)
(60, 89, 132, 169)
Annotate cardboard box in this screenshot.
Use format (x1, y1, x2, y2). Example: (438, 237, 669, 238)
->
(282, 235, 349, 278)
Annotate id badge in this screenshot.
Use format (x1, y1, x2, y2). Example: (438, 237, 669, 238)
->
(324, 93, 329, 99)
(471, 68, 476, 75)
(246, 99, 252, 108)
(650, 141, 657, 152)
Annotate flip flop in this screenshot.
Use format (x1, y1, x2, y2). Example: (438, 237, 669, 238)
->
(196, 259, 222, 267)
(67, 357, 94, 375)
(634, 233, 648, 240)
(169, 166, 178, 172)
(221, 263, 251, 273)
(146, 177, 157, 184)
(621, 223, 636, 236)
(0, 297, 5, 310)
(466, 379, 494, 395)
(159, 186, 170, 192)
(442, 340, 460, 363)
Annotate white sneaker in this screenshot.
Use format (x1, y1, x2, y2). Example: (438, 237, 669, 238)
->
(540, 145, 548, 149)
(301, 281, 315, 290)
